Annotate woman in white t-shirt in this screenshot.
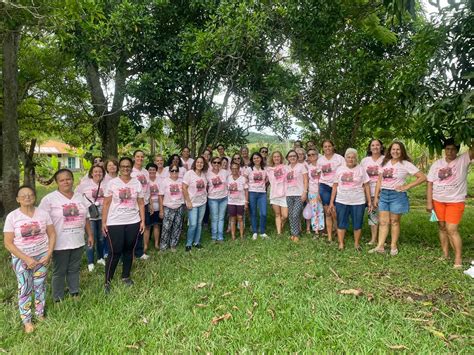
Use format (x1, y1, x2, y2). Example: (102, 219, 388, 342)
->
(102, 157, 145, 292)
(76, 165, 107, 272)
(39, 169, 93, 302)
(371, 142, 426, 255)
(267, 151, 288, 235)
(4, 186, 56, 333)
(360, 139, 385, 245)
(329, 149, 371, 250)
(183, 157, 208, 251)
(131, 150, 149, 260)
(426, 139, 474, 268)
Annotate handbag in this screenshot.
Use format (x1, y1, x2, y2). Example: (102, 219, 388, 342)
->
(83, 180, 102, 219)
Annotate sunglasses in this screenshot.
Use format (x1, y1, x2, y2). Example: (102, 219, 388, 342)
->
(212, 161, 221, 165)
(261, 150, 268, 153)
(170, 170, 179, 173)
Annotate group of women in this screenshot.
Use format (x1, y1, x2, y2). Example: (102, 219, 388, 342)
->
(3, 139, 473, 333)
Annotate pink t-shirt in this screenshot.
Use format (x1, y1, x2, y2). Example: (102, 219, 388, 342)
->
(181, 157, 194, 171)
(246, 167, 267, 193)
(155, 168, 168, 185)
(307, 163, 321, 194)
(104, 177, 144, 226)
(380, 160, 420, 190)
(103, 174, 114, 185)
(148, 177, 160, 210)
(334, 165, 370, 205)
(227, 175, 248, 205)
(267, 165, 287, 199)
(76, 178, 106, 220)
(159, 177, 184, 209)
(317, 154, 345, 187)
(207, 169, 229, 199)
(183, 170, 208, 207)
(3, 208, 52, 256)
(427, 152, 472, 203)
(38, 191, 89, 251)
(360, 155, 385, 196)
(131, 167, 149, 203)
(285, 163, 308, 197)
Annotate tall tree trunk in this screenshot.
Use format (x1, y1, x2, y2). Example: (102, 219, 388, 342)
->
(21, 138, 37, 189)
(2, 29, 21, 216)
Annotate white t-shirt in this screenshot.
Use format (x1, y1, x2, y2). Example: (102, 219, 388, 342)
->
(307, 163, 321, 195)
(267, 165, 287, 199)
(148, 177, 160, 211)
(380, 160, 419, 190)
(159, 177, 184, 209)
(360, 155, 385, 196)
(104, 177, 144, 226)
(427, 152, 472, 203)
(38, 191, 89, 251)
(227, 175, 248, 205)
(3, 208, 52, 256)
(245, 167, 267, 193)
(285, 163, 308, 197)
(207, 169, 229, 199)
(181, 157, 194, 171)
(334, 165, 370, 205)
(183, 170, 208, 207)
(76, 178, 106, 220)
(317, 154, 345, 187)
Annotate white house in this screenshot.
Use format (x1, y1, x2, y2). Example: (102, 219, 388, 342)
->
(34, 139, 82, 171)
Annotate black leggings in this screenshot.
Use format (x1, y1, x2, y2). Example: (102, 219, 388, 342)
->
(105, 222, 140, 284)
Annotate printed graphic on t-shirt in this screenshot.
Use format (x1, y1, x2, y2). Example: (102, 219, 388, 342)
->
(118, 187, 133, 206)
(211, 176, 223, 189)
(382, 168, 394, 181)
(169, 184, 181, 197)
(150, 184, 159, 200)
(253, 172, 264, 182)
(92, 188, 104, 201)
(20, 222, 41, 238)
(274, 167, 285, 181)
(437, 167, 454, 183)
(310, 168, 320, 180)
(286, 171, 297, 186)
(321, 164, 333, 176)
(196, 179, 205, 193)
(136, 174, 147, 186)
(229, 182, 239, 195)
(366, 166, 379, 180)
(62, 203, 84, 228)
(340, 172, 354, 185)
(62, 203, 79, 218)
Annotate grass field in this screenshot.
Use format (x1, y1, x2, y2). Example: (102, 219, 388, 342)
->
(0, 173, 473, 352)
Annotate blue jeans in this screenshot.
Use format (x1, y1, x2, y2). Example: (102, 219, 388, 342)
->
(249, 192, 267, 234)
(208, 197, 228, 241)
(87, 219, 105, 263)
(186, 204, 206, 247)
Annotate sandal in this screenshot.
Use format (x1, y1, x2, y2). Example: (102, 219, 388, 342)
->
(368, 247, 385, 254)
(390, 248, 399, 256)
(453, 264, 462, 269)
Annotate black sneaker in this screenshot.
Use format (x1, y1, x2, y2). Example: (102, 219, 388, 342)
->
(122, 278, 134, 286)
(185, 246, 192, 252)
(104, 283, 111, 294)
(194, 244, 203, 249)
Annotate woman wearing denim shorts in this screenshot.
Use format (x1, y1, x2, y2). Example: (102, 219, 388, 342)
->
(371, 142, 426, 256)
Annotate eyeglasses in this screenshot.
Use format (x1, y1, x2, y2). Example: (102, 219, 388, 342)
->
(94, 159, 102, 163)
(18, 193, 35, 199)
(212, 161, 221, 165)
(119, 165, 132, 169)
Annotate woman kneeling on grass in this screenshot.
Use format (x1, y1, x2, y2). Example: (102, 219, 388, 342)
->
(39, 169, 93, 302)
(426, 138, 474, 269)
(228, 162, 249, 240)
(329, 149, 371, 250)
(102, 157, 145, 293)
(4, 186, 56, 333)
(159, 166, 185, 251)
(371, 141, 426, 256)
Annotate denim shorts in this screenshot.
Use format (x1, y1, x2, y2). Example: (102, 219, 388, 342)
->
(319, 183, 333, 206)
(335, 202, 365, 230)
(145, 204, 162, 226)
(379, 189, 409, 214)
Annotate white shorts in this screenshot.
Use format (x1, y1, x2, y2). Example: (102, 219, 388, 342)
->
(270, 196, 288, 208)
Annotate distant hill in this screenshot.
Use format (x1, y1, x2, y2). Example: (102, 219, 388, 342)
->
(246, 131, 282, 144)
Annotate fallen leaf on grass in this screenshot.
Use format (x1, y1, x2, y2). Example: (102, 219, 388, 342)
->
(448, 334, 462, 341)
(221, 291, 232, 297)
(338, 289, 363, 297)
(304, 273, 317, 279)
(232, 305, 239, 310)
(125, 344, 140, 350)
(195, 303, 208, 308)
(423, 326, 448, 342)
(366, 293, 374, 301)
(387, 344, 409, 350)
(406, 296, 414, 303)
(142, 317, 149, 324)
(203, 329, 212, 338)
(242, 281, 250, 288)
(211, 312, 232, 325)
(267, 308, 275, 320)
(195, 282, 208, 289)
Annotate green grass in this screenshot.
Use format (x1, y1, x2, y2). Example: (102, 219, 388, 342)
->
(1, 174, 473, 352)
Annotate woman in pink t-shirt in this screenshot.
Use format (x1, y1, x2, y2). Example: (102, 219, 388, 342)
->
(329, 149, 371, 250)
(207, 156, 229, 242)
(267, 151, 288, 234)
(102, 157, 145, 292)
(144, 162, 161, 252)
(159, 166, 185, 251)
(104, 159, 118, 184)
(228, 162, 249, 240)
(316, 140, 345, 242)
(371, 142, 426, 255)
(285, 150, 308, 242)
(183, 157, 208, 251)
(306, 148, 324, 236)
(360, 139, 385, 245)
(4, 186, 56, 333)
(240, 146, 251, 167)
(247, 152, 268, 240)
(180, 146, 194, 171)
(426, 139, 474, 268)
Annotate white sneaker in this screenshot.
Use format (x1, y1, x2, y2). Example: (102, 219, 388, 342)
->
(140, 254, 150, 260)
(260, 233, 268, 239)
(97, 258, 106, 266)
(252, 233, 258, 240)
(464, 266, 474, 278)
(87, 264, 95, 272)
